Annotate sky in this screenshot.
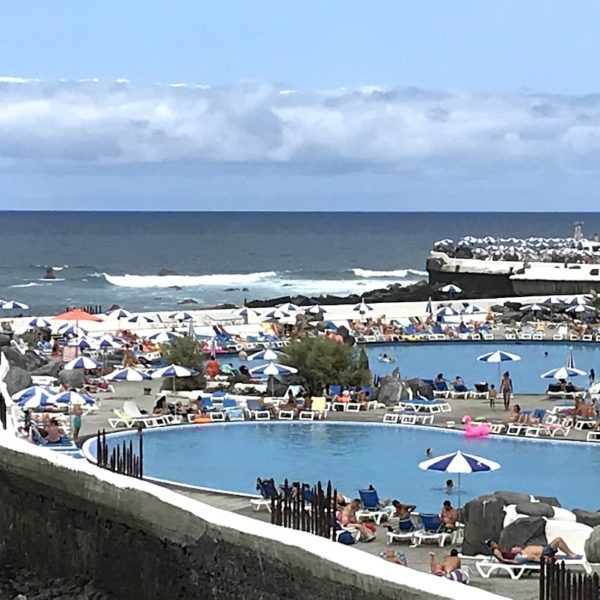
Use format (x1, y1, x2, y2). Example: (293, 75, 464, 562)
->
(2, 1, 600, 211)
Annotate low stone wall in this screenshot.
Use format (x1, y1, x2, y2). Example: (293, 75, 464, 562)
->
(0, 434, 507, 600)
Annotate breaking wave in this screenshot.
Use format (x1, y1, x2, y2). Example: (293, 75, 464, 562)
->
(102, 272, 278, 288)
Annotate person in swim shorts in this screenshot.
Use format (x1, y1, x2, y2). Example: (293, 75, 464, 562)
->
(486, 538, 578, 564)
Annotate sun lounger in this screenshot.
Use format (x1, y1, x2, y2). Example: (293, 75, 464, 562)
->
(587, 431, 600, 442)
(222, 399, 245, 421)
(108, 408, 135, 429)
(250, 479, 278, 512)
(121, 401, 172, 428)
(474, 554, 591, 579)
(412, 514, 452, 547)
(506, 422, 528, 436)
(298, 397, 328, 420)
(277, 409, 295, 420)
(386, 518, 422, 545)
(383, 413, 398, 424)
(450, 384, 470, 399)
(471, 383, 489, 400)
(487, 423, 505, 434)
(356, 488, 393, 525)
(433, 381, 451, 399)
(574, 418, 597, 431)
(245, 399, 271, 420)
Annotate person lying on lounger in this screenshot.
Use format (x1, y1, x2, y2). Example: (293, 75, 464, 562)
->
(430, 549, 461, 577)
(485, 538, 578, 564)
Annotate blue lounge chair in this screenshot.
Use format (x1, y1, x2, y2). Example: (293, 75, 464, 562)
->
(246, 399, 270, 420)
(329, 384, 342, 397)
(386, 518, 422, 544)
(433, 380, 450, 398)
(413, 514, 452, 547)
(451, 383, 471, 398)
(357, 487, 392, 524)
(201, 397, 216, 412)
(250, 478, 279, 512)
(222, 398, 245, 421)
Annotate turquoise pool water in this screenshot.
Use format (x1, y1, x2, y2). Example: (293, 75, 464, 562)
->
(86, 422, 600, 511)
(223, 342, 600, 393)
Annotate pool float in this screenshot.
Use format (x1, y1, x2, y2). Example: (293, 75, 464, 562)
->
(193, 415, 212, 424)
(462, 415, 490, 438)
(378, 354, 396, 363)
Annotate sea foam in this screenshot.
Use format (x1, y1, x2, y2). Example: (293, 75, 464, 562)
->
(102, 272, 278, 288)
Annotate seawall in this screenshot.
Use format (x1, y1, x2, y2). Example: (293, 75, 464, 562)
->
(0, 433, 509, 599)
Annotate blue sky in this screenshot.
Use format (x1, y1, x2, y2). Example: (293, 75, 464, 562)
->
(2, 1, 600, 210)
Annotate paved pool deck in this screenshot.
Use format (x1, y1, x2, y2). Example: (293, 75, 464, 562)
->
(76, 382, 597, 600)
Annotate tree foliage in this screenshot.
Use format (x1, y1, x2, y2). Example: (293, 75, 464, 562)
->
(160, 337, 205, 391)
(281, 337, 371, 394)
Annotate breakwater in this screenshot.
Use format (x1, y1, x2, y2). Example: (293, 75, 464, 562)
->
(0, 433, 506, 600)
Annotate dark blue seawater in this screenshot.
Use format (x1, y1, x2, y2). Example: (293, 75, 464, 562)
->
(2, 211, 600, 314)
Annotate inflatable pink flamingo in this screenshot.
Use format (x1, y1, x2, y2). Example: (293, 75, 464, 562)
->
(462, 415, 490, 438)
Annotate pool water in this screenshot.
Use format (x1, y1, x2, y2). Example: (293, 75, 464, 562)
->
(86, 422, 600, 511)
(222, 342, 600, 393)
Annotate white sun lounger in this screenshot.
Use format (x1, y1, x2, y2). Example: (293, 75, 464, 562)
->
(474, 555, 591, 579)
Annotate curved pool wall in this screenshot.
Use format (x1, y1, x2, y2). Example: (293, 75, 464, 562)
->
(0, 433, 507, 600)
(84, 422, 600, 512)
(223, 341, 599, 393)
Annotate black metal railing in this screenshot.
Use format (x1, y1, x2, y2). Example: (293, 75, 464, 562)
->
(267, 479, 337, 540)
(540, 559, 599, 600)
(66, 304, 103, 315)
(0, 392, 6, 430)
(96, 428, 143, 479)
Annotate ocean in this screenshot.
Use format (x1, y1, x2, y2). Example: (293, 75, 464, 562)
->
(2, 211, 600, 315)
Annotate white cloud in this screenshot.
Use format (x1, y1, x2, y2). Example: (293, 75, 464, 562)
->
(0, 78, 600, 173)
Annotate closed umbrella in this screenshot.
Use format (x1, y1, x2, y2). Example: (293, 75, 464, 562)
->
(426, 297, 433, 315)
(419, 450, 501, 507)
(105, 367, 151, 382)
(64, 356, 99, 370)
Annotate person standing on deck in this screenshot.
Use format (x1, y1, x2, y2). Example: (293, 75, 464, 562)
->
(500, 371, 513, 411)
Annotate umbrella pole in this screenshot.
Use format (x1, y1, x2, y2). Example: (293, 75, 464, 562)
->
(458, 472, 461, 508)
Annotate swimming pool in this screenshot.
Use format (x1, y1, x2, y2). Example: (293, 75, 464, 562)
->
(223, 342, 599, 393)
(84, 422, 600, 511)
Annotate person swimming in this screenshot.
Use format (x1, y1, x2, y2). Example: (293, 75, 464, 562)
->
(426, 448, 433, 458)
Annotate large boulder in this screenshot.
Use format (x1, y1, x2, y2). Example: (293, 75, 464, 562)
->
(462, 494, 506, 556)
(516, 502, 554, 518)
(535, 496, 561, 508)
(494, 491, 532, 505)
(375, 376, 403, 407)
(58, 369, 84, 389)
(405, 378, 433, 400)
(31, 360, 63, 379)
(585, 526, 600, 562)
(546, 520, 592, 557)
(499, 517, 547, 548)
(573, 509, 600, 528)
(3, 367, 33, 396)
(2, 347, 46, 372)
